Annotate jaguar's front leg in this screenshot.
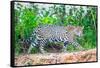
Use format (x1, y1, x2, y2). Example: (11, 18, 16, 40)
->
(71, 41, 84, 51)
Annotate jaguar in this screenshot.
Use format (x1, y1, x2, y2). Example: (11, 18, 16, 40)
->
(20, 25, 84, 54)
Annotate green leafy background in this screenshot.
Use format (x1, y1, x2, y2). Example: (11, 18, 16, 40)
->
(14, 2, 97, 55)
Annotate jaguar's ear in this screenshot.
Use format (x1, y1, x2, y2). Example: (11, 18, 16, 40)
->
(66, 25, 75, 31)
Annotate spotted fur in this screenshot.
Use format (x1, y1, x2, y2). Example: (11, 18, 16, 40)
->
(23, 25, 83, 53)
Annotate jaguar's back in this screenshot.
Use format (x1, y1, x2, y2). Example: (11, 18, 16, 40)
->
(34, 25, 68, 40)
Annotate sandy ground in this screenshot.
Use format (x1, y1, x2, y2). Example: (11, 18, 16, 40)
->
(15, 49, 97, 66)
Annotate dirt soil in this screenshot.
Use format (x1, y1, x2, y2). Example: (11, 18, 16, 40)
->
(15, 49, 97, 66)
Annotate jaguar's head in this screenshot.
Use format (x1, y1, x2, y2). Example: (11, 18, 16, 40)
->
(65, 25, 84, 37)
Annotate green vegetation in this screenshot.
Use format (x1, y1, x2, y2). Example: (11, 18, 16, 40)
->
(14, 2, 97, 55)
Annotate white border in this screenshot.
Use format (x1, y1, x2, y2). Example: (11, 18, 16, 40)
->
(0, 0, 99, 68)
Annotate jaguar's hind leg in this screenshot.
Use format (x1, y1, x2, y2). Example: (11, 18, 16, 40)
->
(28, 44, 33, 54)
(39, 45, 46, 54)
(39, 40, 47, 54)
(63, 41, 68, 52)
